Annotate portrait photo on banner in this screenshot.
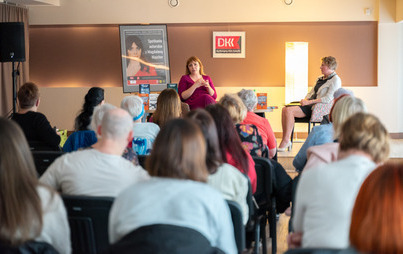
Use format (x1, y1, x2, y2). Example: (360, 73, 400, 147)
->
(120, 25, 171, 93)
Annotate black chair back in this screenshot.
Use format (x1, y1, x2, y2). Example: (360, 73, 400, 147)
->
(62, 195, 114, 254)
(31, 150, 64, 177)
(137, 154, 148, 168)
(226, 200, 246, 254)
(0, 240, 59, 254)
(284, 248, 343, 254)
(253, 156, 277, 254)
(105, 224, 225, 254)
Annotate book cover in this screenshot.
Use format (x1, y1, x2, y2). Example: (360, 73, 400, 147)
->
(256, 93, 267, 109)
(138, 93, 149, 110)
(149, 93, 159, 110)
(167, 83, 178, 93)
(139, 84, 150, 95)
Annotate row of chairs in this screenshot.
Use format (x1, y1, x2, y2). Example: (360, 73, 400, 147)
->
(31, 151, 278, 254)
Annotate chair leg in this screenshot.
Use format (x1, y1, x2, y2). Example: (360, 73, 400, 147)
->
(290, 126, 294, 144)
(307, 121, 311, 134)
(254, 218, 261, 254)
(269, 199, 277, 254)
(261, 218, 267, 254)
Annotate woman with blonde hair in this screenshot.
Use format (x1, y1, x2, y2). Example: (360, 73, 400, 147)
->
(279, 56, 341, 151)
(152, 88, 182, 127)
(0, 118, 71, 254)
(219, 93, 264, 157)
(178, 56, 217, 109)
(290, 113, 390, 249)
(302, 95, 367, 171)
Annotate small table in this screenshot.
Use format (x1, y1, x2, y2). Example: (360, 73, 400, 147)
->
(253, 106, 278, 118)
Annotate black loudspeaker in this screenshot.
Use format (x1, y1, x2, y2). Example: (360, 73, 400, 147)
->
(0, 22, 26, 62)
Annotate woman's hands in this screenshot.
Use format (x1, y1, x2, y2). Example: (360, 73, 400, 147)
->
(300, 98, 321, 106)
(195, 78, 210, 88)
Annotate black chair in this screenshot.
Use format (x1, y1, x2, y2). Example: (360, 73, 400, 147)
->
(252, 156, 277, 254)
(290, 117, 319, 144)
(31, 150, 65, 177)
(104, 224, 225, 254)
(244, 177, 264, 254)
(29, 140, 61, 152)
(62, 195, 114, 254)
(0, 240, 59, 254)
(137, 154, 148, 168)
(284, 248, 343, 254)
(226, 200, 246, 254)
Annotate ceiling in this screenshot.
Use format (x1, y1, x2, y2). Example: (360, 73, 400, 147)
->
(0, 0, 60, 6)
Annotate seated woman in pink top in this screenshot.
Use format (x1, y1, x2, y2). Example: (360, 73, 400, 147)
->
(178, 56, 217, 109)
(206, 104, 257, 193)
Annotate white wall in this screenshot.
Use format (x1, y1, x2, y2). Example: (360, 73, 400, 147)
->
(28, 0, 403, 134)
(28, 0, 377, 25)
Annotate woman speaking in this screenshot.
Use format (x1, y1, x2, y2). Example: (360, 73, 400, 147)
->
(178, 56, 217, 109)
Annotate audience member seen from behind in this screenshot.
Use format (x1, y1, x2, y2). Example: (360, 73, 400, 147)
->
(348, 163, 403, 254)
(279, 56, 341, 151)
(0, 118, 71, 254)
(63, 102, 114, 153)
(205, 104, 257, 193)
(11, 82, 61, 151)
(178, 56, 217, 109)
(152, 88, 182, 128)
(219, 93, 264, 157)
(292, 88, 353, 171)
(74, 87, 104, 131)
(125, 35, 157, 77)
(290, 113, 390, 249)
(108, 118, 237, 253)
(238, 89, 277, 159)
(302, 95, 367, 171)
(187, 109, 249, 224)
(90, 103, 139, 166)
(121, 95, 160, 155)
(219, 94, 293, 213)
(40, 108, 149, 197)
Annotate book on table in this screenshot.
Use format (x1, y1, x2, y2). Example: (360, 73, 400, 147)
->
(256, 93, 267, 109)
(139, 84, 150, 110)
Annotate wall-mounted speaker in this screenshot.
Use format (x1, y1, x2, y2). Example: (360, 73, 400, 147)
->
(0, 22, 26, 62)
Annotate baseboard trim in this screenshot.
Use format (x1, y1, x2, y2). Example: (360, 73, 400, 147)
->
(390, 133, 403, 139)
(276, 132, 403, 139)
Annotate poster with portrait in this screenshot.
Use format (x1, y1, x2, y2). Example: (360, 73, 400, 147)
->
(120, 25, 170, 93)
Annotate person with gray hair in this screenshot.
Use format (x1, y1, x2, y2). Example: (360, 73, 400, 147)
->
(91, 103, 117, 134)
(237, 89, 277, 159)
(121, 95, 160, 155)
(63, 103, 116, 152)
(40, 108, 149, 197)
(292, 88, 361, 172)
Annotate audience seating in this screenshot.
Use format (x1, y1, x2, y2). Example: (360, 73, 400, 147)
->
(28, 140, 61, 152)
(137, 154, 148, 168)
(252, 156, 277, 254)
(63, 130, 97, 152)
(226, 200, 246, 254)
(104, 224, 225, 254)
(284, 248, 343, 254)
(0, 240, 59, 254)
(62, 195, 114, 254)
(31, 150, 64, 177)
